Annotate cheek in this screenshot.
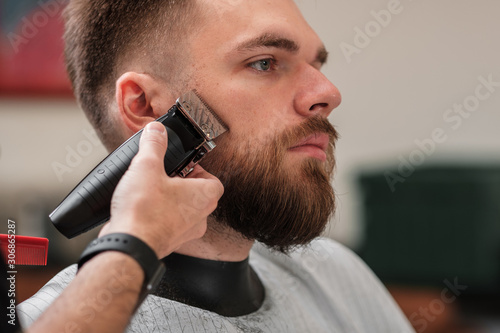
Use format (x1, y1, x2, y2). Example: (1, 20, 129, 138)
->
(214, 126, 274, 160)
(193, 73, 294, 144)
(223, 93, 290, 137)
(227, 118, 287, 152)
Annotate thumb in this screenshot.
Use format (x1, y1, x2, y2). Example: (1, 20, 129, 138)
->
(138, 121, 168, 159)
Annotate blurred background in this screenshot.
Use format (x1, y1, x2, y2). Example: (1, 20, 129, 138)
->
(1, 0, 499, 332)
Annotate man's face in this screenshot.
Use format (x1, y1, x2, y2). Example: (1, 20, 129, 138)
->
(189, 0, 340, 149)
(182, 0, 341, 251)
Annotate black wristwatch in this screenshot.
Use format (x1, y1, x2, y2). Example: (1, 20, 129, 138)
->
(78, 233, 166, 304)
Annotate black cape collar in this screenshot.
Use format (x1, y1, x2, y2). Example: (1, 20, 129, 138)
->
(153, 252, 265, 317)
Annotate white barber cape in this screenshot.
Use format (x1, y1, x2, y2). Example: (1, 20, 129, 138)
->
(18, 238, 414, 332)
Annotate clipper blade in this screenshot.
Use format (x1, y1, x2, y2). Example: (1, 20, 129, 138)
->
(177, 90, 228, 140)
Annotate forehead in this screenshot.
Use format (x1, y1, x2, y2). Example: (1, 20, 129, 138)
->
(194, 0, 323, 55)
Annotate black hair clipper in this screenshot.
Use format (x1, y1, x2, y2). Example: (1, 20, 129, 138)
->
(50, 90, 228, 238)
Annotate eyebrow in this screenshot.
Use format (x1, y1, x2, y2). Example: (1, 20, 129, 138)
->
(316, 46, 329, 66)
(236, 33, 300, 54)
(235, 32, 329, 66)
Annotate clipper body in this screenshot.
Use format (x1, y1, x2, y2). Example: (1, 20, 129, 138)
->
(50, 91, 227, 238)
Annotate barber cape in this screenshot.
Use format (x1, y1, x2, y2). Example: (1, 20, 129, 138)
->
(17, 238, 414, 332)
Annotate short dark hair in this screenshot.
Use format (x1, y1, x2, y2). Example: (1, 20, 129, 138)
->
(63, 0, 198, 150)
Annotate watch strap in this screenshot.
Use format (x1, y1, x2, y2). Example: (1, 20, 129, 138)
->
(78, 233, 166, 295)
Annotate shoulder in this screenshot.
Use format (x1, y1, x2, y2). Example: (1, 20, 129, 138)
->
(251, 238, 415, 332)
(250, 237, 384, 297)
(251, 237, 372, 276)
(17, 264, 77, 329)
(252, 237, 396, 298)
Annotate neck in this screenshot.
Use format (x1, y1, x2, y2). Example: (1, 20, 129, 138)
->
(173, 217, 254, 262)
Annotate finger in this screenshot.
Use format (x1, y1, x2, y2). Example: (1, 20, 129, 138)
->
(131, 122, 168, 172)
(138, 121, 168, 157)
(186, 166, 224, 199)
(182, 179, 224, 215)
(187, 164, 218, 181)
(200, 178, 224, 203)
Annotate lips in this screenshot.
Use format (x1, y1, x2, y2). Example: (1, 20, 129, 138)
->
(288, 133, 330, 161)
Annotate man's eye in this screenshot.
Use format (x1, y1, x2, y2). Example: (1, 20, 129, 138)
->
(248, 58, 276, 72)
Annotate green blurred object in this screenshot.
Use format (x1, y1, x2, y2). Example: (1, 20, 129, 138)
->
(358, 165, 500, 294)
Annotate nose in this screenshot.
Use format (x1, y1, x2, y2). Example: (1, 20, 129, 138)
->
(293, 65, 341, 118)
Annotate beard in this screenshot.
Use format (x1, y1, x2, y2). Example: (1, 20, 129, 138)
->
(200, 116, 338, 253)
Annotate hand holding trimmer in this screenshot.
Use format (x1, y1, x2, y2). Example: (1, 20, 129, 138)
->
(50, 90, 227, 238)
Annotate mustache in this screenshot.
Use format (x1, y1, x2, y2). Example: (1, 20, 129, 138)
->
(276, 116, 339, 151)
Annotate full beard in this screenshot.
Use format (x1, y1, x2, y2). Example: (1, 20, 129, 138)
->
(200, 116, 338, 253)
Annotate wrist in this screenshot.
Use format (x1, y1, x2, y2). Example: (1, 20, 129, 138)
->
(79, 233, 166, 302)
(99, 223, 165, 258)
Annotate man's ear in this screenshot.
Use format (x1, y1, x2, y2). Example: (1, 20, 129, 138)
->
(115, 72, 166, 135)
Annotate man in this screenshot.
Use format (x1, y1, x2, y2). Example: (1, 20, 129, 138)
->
(19, 0, 414, 332)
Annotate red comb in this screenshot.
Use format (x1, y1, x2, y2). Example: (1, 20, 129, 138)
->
(0, 235, 49, 266)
